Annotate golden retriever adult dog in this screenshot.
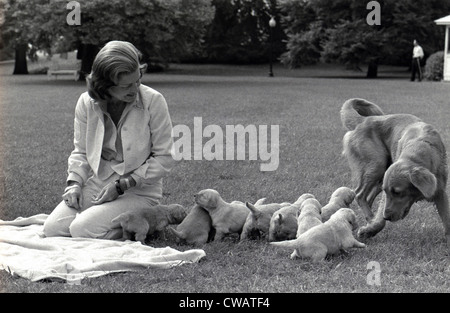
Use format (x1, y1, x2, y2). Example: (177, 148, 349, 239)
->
(341, 98, 449, 247)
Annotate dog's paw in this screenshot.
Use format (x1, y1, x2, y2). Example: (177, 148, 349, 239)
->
(354, 241, 367, 249)
(290, 251, 298, 260)
(357, 226, 374, 240)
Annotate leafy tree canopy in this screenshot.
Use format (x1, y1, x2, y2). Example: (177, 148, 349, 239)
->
(0, 0, 215, 73)
(279, 0, 450, 77)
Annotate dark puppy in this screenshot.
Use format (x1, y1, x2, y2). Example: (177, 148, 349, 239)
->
(111, 204, 187, 243)
(268, 193, 315, 242)
(240, 201, 291, 241)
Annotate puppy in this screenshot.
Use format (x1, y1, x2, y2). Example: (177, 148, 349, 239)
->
(194, 189, 249, 240)
(341, 98, 449, 246)
(268, 193, 315, 242)
(169, 204, 214, 246)
(111, 204, 187, 243)
(271, 208, 366, 262)
(296, 198, 322, 237)
(321, 187, 356, 222)
(240, 201, 291, 241)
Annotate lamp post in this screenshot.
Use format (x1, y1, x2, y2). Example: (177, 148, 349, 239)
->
(268, 16, 276, 77)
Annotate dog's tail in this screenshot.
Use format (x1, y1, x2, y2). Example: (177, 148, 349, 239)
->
(111, 213, 128, 225)
(270, 238, 299, 249)
(168, 226, 186, 240)
(254, 198, 266, 206)
(340, 98, 384, 130)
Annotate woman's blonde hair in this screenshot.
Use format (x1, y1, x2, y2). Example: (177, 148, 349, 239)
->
(86, 41, 146, 101)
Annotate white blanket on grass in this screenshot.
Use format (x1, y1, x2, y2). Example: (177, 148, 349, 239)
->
(0, 214, 206, 283)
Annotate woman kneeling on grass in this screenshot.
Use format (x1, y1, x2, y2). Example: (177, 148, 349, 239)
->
(44, 41, 175, 239)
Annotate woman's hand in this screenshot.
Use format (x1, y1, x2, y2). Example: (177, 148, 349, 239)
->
(62, 183, 83, 210)
(91, 181, 120, 205)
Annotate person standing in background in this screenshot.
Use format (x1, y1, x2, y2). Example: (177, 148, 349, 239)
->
(411, 40, 424, 82)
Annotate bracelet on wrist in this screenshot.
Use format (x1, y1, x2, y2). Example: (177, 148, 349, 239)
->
(67, 180, 81, 187)
(124, 178, 131, 190)
(115, 180, 124, 195)
(118, 178, 131, 192)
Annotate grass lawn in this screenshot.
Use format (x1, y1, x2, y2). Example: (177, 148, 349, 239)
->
(0, 61, 449, 293)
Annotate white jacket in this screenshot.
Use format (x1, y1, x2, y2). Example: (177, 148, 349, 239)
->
(67, 85, 175, 191)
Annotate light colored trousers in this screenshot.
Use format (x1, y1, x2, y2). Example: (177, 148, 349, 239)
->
(43, 173, 160, 239)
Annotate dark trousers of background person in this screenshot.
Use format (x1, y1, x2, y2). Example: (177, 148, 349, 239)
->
(411, 58, 422, 81)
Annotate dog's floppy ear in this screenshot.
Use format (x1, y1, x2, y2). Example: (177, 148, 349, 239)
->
(409, 167, 437, 199)
(205, 191, 219, 209)
(111, 213, 128, 224)
(277, 214, 283, 225)
(246, 202, 261, 217)
(344, 189, 356, 205)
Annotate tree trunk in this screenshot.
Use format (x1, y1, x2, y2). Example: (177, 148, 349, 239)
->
(366, 60, 378, 78)
(13, 44, 28, 75)
(77, 44, 99, 81)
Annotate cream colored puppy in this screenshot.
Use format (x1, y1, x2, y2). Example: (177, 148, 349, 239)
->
(169, 204, 214, 246)
(111, 204, 187, 243)
(194, 189, 249, 240)
(240, 201, 291, 241)
(268, 193, 315, 242)
(296, 198, 322, 237)
(271, 208, 366, 262)
(321, 187, 356, 222)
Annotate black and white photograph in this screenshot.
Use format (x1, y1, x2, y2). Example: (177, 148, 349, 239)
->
(0, 0, 449, 299)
